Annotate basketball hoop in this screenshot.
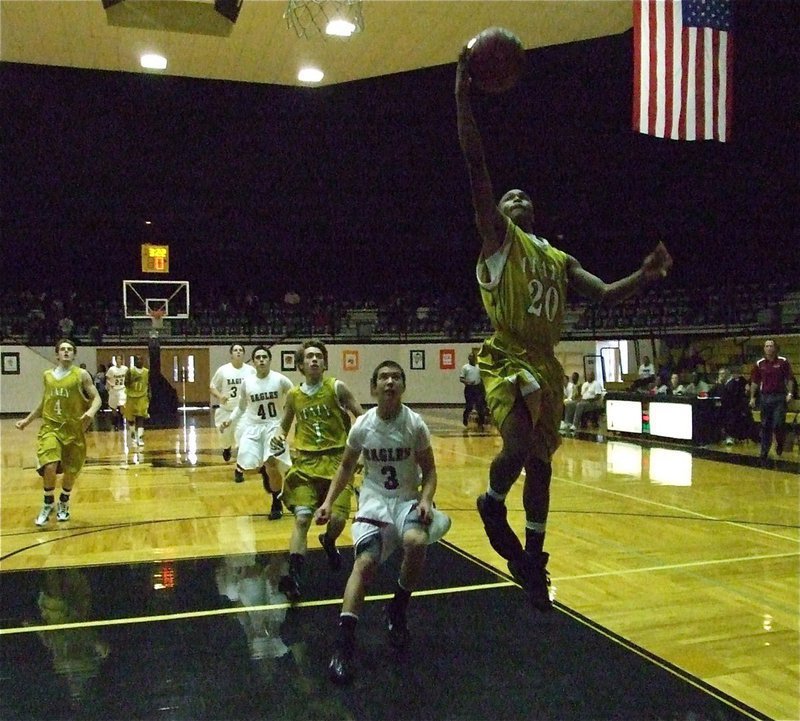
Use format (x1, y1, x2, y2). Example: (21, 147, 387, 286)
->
(285, 0, 364, 39)
(147, 308, 166, 330)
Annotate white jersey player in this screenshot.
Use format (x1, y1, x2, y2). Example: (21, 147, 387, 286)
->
(209, 343, 256, 462)
(222, 346, 293, 520)
(105, 355, 128, 430)
(315, 360, 450, 685)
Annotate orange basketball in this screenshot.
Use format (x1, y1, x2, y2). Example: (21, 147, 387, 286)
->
(467, 27, 525, 94)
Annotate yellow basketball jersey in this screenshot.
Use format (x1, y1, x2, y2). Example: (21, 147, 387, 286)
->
(126, 367, 149, 398)
(41, 366, 88, 425)
(478, 219, 568, 353)
(289, 377, 349, 452)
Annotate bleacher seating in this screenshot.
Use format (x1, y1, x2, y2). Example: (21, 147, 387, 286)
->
(1, 282, 798, 346)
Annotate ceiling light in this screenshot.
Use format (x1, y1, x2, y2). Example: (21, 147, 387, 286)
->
(140, 53, 167, 70)
(298, 67, 324, 83)
(326, 19, 356, 37)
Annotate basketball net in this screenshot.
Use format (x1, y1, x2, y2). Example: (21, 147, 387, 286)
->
(284, 0, 364, 39)
(147, 308, 166, 330)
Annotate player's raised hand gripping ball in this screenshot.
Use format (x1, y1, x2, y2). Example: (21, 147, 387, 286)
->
(467, 27, 526, 94)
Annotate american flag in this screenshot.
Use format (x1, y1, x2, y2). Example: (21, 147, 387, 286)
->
(633, 0, 733, 142)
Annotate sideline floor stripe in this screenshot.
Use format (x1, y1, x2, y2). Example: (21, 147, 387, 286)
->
(0, 580, 515, 636)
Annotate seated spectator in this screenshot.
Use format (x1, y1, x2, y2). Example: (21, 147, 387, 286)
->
(564, 370, 605, 432)
(658, 373, 685, 396)
(638, 355, 656, 379)
(683, 371, 712, 397)
(560, 371, 580, 431)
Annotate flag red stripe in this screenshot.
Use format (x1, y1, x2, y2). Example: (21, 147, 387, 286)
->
(695, 28, 705, 140)
(632, 0, 642, 130)
(647, 2, 659, 135)
(663, 3, 675, 139)
(679, 26, 690, 139)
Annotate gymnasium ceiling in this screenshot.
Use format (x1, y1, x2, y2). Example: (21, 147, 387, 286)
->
(0, 0, 633, 87)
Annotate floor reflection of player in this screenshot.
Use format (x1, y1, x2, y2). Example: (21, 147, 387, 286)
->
(215, 554, 291, 662)
(214, 553, 353, 720)
(36, 568, 110, 707)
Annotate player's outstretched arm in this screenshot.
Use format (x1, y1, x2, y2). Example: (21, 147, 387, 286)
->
(455, 46, 505, 257)
(567, 242, 673, 305)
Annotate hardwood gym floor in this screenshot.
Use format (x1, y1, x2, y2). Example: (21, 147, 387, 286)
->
(1, 409, 797, 720)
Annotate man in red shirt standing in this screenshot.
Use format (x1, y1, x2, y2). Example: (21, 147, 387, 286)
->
(750, 339, 795, 461)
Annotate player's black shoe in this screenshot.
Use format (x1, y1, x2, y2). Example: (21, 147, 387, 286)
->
(268, 496, 283, 520)
(222, 447, 232, 462)
(319, 532, 342, 571)
(384, 602, 410, 649)
(476, 493, 524, 561)
(278, 573, 301, 603)
(508, 551, 553, 612)
(233, 469, 244, 483)
(328, 644, 355, 685)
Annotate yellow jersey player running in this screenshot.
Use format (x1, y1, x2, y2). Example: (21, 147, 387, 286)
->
(456, 46, 673, 610)
(270, 340, 363, 602)
(124, 355, 150, 447)
(16, 339, 101, 526)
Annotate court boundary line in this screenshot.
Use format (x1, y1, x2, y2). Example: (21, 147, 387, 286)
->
(0, 579, 515, 636)
(443, 542, 776, 721)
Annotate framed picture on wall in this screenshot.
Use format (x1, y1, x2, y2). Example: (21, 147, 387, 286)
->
(343, 350, 359, 371)
(1, 352, 20, 375)
(439, 348, 455, 370)
(410, 349, 425, 371)
(281, 350, 296, 372)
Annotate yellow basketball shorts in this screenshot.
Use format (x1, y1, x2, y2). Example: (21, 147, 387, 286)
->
(478, 337, 564, 462)
(36, 422, 86, 476)
(282, 448, 353, 519)
(123, 396, 150, 421)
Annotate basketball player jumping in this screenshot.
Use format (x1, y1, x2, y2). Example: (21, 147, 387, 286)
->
(455, 46, 673, 610)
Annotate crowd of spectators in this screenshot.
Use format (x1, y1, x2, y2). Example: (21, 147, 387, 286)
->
(573, 281, 795, 337)
(1, 280, 796, 346)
